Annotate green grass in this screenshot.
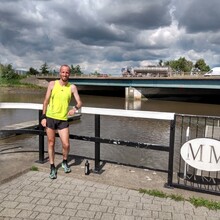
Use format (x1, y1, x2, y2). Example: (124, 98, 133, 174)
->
(0, 78, 43, 89)
(30, 166, 39, 171)
(139, 189, 168, 198)
(139, 188, 220, 210)
(0, 78, 20, 85)
(169, 193, 185, 202)
(189, 197, 220, 210)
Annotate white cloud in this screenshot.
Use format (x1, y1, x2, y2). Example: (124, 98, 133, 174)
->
(0, 0, 220, 75)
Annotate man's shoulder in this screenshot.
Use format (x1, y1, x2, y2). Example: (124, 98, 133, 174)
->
(48, 80, 56, 89)
(49, 80, 56, 85)
(70, 83, 76, 88)
(70, 83, 77, 92)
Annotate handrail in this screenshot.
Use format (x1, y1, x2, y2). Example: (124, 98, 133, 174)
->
(0, 102, 175, 120)
(0, 102, 42, 110)
(0, 102, 176, 187)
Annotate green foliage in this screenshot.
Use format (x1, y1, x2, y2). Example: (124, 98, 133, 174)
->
(139, 188, 220, 210)
(70, 64, 83, 75)
(40, 62, 49, 75)
(189, 197, 220, 210)
(158, 60, 163, 66)
(164, 57, 193, 73)
(27, 67, 39, 75)
(194, 59, 210, 72)
(139, 189, 167, 198)
(164, 57, 210, 74)
(0, 78, 42, 88)
(0, 78, 20, 85)
(139, 188, 148, 194)
(50, 69, 58, 75)
(0, 64, 19, 80)
(169, 194, 184, 201)
(30, 166, 39, 171)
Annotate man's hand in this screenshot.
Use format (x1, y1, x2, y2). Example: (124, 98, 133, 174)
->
(41, 118, 46, 127)
(68, 108, 77, 116)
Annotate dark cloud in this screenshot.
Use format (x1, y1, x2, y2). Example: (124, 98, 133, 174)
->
(174, 0, 220, 33)
(63, 25, 128, 46)
(103, 0, 172, 29)
(0, 0, 220, 74)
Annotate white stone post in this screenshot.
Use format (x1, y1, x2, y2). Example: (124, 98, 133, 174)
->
(125, 87, 144, 100)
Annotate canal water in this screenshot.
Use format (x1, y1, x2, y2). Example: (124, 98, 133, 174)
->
(1, 89, 220, 170)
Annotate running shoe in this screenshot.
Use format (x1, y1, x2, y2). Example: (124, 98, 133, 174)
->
(62, 162, 71, 173)
(49, 168, 57, 179)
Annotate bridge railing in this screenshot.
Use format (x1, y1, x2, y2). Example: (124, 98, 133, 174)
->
(0, 102, 176, 187)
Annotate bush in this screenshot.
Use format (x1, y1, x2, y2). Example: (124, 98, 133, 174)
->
(0, 64, 19, 80)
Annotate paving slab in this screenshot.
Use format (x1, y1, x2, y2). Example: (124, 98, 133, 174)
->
(0, 142, 220, 219)
(0, 169, 220, 219)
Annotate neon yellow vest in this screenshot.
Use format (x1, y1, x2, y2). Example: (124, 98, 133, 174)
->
(46, 80, 72, 120)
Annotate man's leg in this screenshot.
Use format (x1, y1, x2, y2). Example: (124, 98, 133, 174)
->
(46, 127, 57, 178)
(58, 127, 71, 173)
(46, 127, 56, 164)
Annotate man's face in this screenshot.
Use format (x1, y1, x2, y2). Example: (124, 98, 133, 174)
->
(60, 66, 70, 82)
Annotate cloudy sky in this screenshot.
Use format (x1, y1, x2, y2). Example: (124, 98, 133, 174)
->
(1, 0, 220, 75)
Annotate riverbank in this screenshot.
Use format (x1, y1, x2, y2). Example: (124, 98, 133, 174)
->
(0, 76, 48, 94)
(0, 87, 46, 95)
(20, 75, 48, 88)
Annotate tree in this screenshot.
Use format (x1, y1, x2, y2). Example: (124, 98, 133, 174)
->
(164, 57, 193, 73)
(70, 65, 83, 75)
(27, 67, 39, 75)
(158, 60, 163, 66)
(194, 59, 210, 72)
(0, 64, 18, 80)
(177, 57, 193, 72)
(40, 62, 49, 75)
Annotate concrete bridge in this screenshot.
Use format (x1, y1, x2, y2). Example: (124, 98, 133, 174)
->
(37, 76, 220, 101)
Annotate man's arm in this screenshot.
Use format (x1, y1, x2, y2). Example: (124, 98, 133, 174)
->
(41, 81, 54, 126)
(68, 84, 82, 116)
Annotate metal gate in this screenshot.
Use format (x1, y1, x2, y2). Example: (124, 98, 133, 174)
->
(172, 114, 220, 196)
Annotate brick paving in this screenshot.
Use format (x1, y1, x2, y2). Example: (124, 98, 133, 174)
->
(0, 171, 219, 220)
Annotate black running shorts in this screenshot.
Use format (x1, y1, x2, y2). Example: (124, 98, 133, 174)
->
(46, 117, 69, 130)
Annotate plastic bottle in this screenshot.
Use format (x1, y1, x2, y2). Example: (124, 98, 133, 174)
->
(85, 160, 90, 175)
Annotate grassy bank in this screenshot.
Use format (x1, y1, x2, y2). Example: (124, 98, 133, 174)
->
(0, 77, 45, 89)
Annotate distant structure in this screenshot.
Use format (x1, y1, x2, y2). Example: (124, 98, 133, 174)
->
(15, 68, 28, 75)
(121, 66, 172, 77)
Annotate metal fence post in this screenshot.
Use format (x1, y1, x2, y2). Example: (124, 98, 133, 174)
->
(95, 114, 100, 171)
(165, 116, 176, 188)
(38, 110, 45, 163)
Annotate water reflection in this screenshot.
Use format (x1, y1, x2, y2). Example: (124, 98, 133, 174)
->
(1, 90, 220, 170)
(125, 99, 142, 110)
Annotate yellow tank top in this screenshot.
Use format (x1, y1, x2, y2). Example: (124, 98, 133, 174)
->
(46, 80, 72, 120)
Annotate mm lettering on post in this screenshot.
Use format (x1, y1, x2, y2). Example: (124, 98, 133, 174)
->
(181, 138, 220, 172)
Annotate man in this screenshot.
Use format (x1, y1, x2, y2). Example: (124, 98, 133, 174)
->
(41, 64, 82, 179)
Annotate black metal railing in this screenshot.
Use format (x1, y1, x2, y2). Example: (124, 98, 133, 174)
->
(172, 114, 220, 195)
(0, 103, 175, 188)
(1, 103, 220, 195)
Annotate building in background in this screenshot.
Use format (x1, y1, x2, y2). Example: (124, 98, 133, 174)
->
(15, 68, 28, 75)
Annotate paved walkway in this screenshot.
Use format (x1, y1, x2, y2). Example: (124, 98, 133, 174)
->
(0, 170, 219, 220)
(0, 155, 220, 220)
(0, 138, 220, 220)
